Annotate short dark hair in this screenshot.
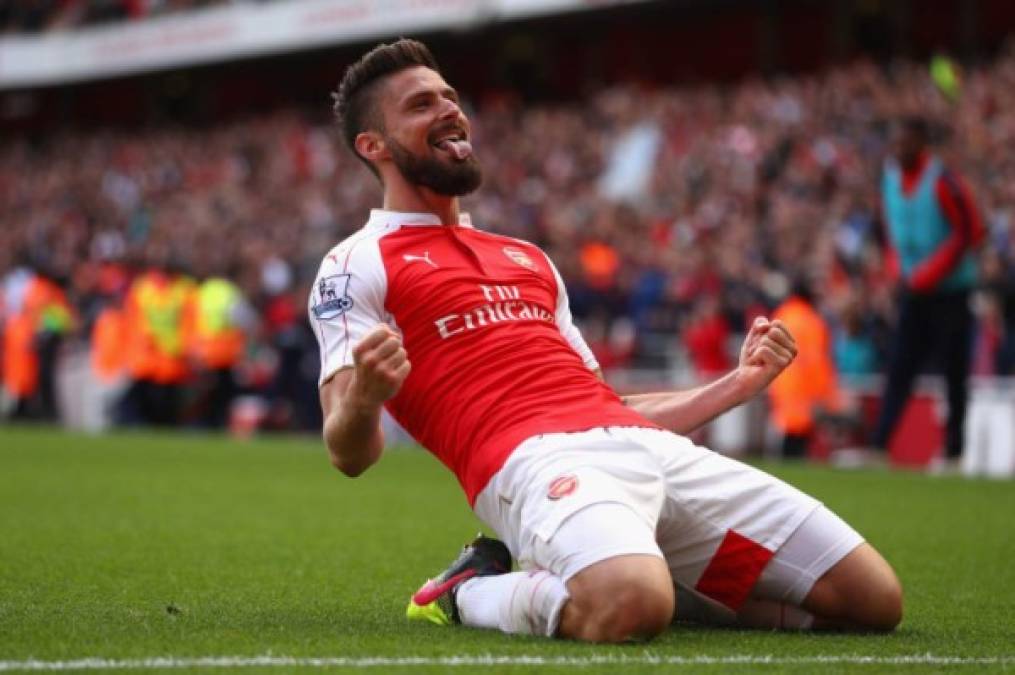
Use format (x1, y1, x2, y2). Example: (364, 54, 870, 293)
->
(899, 115, 930, 142)
(331, 38, 440, 172)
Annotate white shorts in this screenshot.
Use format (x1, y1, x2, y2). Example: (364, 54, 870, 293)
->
(473, 426, 864, 611)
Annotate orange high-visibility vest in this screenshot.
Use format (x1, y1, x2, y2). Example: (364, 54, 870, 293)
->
(124, 272, 196, 384)
(3, 275, 75, 399)
(91, 305, 128, 382)
(768, 296, 840, 435)
(2, 312, 38, 398)
(23, 276, 75, 334)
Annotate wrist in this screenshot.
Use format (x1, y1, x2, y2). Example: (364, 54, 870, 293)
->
(728, 367, 757, 405)
(346, 375, 386, 416)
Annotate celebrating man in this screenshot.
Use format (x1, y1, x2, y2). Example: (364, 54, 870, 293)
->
(310, 39, 901, 642)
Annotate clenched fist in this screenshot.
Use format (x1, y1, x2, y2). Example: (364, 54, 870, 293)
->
(736, 317, 798, 397)
(349, 324, 411, 407)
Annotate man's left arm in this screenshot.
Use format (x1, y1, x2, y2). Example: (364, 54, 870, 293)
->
(611, 318, 797, 435)
(543, 249, 796, 434)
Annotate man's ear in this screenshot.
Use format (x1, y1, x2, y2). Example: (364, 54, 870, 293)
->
(355, 131, 388, 164)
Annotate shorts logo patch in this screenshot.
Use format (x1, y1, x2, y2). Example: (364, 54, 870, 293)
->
(547, 474, 578, 500)
(503, 246, 537, 270)
(312, 274, 353, 320)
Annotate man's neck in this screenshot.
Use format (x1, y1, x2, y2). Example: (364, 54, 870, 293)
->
(383, 183, 460, 225)
(901, 150, 930, 176)
(900, 151, 931, 195)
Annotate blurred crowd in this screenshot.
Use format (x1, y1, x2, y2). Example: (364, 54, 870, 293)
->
(3, 45, 1015, 432)
(0, 0, 271, 34)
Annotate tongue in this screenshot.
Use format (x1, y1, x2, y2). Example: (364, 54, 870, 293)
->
(438, 139, 472, 160)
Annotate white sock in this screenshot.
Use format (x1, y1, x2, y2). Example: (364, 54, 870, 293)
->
(456, 569, 570, 637)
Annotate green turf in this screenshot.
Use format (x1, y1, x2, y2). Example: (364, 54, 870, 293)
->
(1, 425, 1014, 673)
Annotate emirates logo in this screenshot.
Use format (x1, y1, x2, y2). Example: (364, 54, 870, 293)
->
(547, 474, 578, 500)
(503, 246, 537, 270)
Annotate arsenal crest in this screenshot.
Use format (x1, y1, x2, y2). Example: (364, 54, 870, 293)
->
(547, 474, 578, 500)
(503, 246, 537, 270)
(312, 274, 353, 320)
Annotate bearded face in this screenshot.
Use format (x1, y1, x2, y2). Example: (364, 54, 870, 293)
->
(359, 66, 484, 197)
(384, 131, 483, 197)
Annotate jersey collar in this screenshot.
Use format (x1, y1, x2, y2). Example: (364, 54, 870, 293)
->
(367, 209, 473, 230)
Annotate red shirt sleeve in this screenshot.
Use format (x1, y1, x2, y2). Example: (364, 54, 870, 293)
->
(907, 170, 984, 292)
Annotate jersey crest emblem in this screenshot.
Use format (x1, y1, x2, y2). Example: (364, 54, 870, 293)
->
(547, 474, 578, 500)
(312, 274, 353, 320)
(503, 246, 537, 270)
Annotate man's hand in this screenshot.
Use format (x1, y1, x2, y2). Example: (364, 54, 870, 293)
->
(735, 317, 798, 400)
(348, 324, 411, 408)
(617, 317, 796, 434)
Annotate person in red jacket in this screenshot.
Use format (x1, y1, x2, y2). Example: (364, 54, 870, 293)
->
(683, 295, 733, 380)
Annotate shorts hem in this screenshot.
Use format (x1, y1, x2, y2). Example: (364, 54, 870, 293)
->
(783, 531, 866, 605)
(766, 501, 822, 554)
(557, 546, 666, 584)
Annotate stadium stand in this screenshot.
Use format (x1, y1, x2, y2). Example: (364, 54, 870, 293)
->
(1, 1, 1013, 462)
(0, 0, 242, 34)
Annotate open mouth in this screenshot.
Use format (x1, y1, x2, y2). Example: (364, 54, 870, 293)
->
(431, 128, 473, 160)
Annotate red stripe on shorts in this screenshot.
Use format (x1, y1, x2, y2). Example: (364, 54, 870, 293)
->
(694, 530, 774, 611)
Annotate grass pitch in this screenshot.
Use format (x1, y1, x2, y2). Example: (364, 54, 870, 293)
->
(1, 425, 1014, 673)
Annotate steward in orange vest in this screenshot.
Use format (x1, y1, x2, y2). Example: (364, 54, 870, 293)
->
(768, 283, 841, 458)
(2, 311, 38, 415)
(2, 268, 76, 421)
(188, 276, 251, 428)
(91, 303, 128, 383)
(121, 267, 196, 426)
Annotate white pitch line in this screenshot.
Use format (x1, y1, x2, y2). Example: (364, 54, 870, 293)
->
(1, 654, 1013, 671)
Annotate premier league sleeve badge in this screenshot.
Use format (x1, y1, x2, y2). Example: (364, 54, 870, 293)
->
(312, 274, 354, 320)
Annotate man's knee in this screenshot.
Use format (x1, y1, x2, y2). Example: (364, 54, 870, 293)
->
(805, 543, 903, 632)
(838, 574, 903, 632)
(851, 559, 903, 631)
(869, 574, 904, 631)
(560, 555, 674, 643)
(566, 579, 673, 642)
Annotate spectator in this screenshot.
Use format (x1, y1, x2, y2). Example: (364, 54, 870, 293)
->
(0, 0, 236, 33)
(833, 294, 880, 383)
(682, 295, 733, 380)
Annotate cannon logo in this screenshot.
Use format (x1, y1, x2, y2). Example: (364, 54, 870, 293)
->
(547, 474, 578, 500)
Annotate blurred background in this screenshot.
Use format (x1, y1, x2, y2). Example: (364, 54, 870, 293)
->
(1, 0, 1013, 475)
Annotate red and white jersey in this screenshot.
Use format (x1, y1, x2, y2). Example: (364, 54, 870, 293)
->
(309, 209, 656, 504)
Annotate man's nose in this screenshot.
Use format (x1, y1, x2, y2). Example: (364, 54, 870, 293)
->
(438, 97, 463, 121)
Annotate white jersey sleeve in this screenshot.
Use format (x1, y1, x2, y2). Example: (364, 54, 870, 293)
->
(308, 232, 389, 386)
(545, 254, 600, 371)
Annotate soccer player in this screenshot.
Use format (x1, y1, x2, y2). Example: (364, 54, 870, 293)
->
(311, 39, 902, 642)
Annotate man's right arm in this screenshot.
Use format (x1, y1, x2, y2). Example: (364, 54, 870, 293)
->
(320, 324, 410, 477)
